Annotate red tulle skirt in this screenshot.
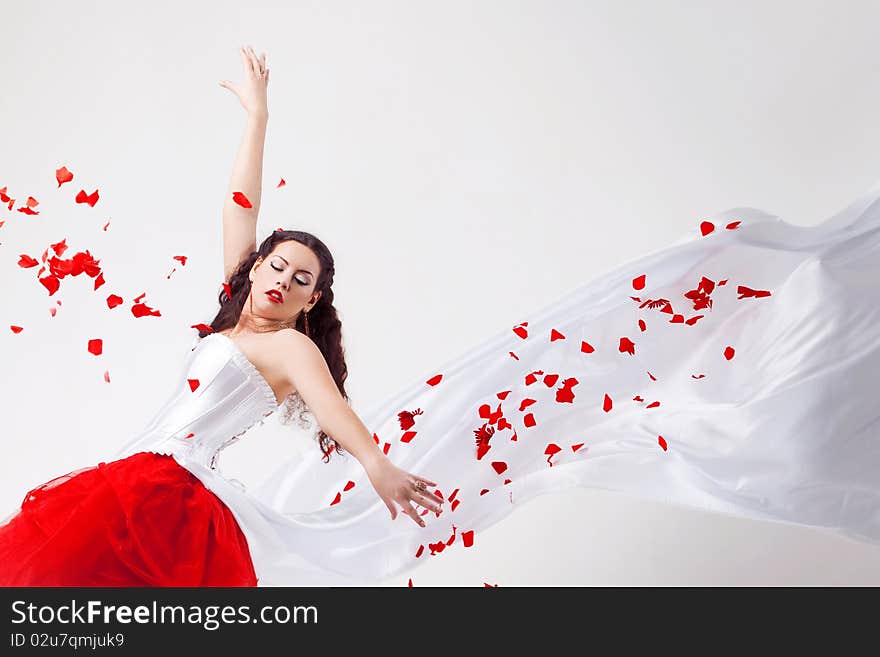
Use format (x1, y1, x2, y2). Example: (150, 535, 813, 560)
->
(0, 451, 258, 587)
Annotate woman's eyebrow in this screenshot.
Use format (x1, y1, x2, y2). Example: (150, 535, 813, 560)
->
(273, 255, 313, 275)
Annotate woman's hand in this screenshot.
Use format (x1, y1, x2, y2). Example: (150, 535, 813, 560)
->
(219, 45, 269, 117)
(366, 457, 444, 527)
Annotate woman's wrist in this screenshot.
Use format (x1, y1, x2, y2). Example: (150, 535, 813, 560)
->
(361, 448, 389, 476)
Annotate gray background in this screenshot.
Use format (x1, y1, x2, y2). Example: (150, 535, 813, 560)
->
(1, 0, 879, 585)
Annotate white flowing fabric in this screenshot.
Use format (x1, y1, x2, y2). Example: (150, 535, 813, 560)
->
(247, 178, 880, 584)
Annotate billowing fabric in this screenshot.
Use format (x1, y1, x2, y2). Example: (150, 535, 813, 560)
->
(248, 178, 880, 584)
(3, 180, 880, 587)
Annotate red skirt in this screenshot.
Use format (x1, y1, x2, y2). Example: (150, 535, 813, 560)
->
(0, 451, 258, 587)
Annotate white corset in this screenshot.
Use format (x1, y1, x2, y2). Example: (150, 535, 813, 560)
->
(113, 333, 281, 481)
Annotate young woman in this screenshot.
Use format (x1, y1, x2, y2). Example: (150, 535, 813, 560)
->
(2, 46, 879, 586)
(0, 46, 444, 586)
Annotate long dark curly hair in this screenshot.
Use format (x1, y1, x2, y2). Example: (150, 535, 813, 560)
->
(197, 229, 349, 463)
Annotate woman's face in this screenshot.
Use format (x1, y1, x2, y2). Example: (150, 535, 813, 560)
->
(249, 240, 322, 321)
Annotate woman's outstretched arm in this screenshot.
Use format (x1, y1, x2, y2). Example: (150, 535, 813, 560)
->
(219, 45, 270, 282)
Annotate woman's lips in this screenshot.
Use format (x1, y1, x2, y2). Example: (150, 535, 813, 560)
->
(265, 291, 283, 303)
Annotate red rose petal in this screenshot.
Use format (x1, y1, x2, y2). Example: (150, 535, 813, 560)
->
(187, 378, 200, 392)
(700, 220, 715, 236)
(724, 346, 735, 360)
(330, 491, 341, 506)
(462, 530, 474, 547)
(581, 341, 595, 354)
(632, 274, 646, 290)
(39, 275, 60, 296)
(603, 393, 612, 412)
(75, 189, 99, 207)
(343, 480, 355, 491)
(518, 398, 536, 411)
(491, 461, 507, 474)
(426, 373, 442, 386)
(550, 328, 565, 341)
(231, 191, 253, 208)
(10, 325, 23, 334)
(55, 166, 73, 186)
(87, 338, 102, 356)
(658, 436, 668, 451)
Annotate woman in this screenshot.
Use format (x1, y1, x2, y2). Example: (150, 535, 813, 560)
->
(0, 46, 443, 586)
(3, 46, 880, 587)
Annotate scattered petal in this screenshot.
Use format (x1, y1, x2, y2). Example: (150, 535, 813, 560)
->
(75, 189, 99, 206)
(491, 461, 507, 474)
(232, 191, 252, 208)
(603, 393, 613, 412)
(55, 166, 73, 186)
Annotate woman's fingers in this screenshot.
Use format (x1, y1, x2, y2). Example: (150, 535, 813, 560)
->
(241, 45, 259, 76)
(415, 491, 443, 514)
(239, 46, 253, 75)
(400, 500, 425, 527)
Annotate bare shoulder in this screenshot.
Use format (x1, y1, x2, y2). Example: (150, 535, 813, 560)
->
(273, 328, 325, 364)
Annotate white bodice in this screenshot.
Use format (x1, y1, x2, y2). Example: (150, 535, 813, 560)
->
(112, 333, 281, 476)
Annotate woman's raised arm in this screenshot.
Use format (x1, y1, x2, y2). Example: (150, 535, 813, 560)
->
(218, 45, 270, 282)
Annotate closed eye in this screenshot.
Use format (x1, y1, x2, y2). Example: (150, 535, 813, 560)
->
(271, 263, 309, 286)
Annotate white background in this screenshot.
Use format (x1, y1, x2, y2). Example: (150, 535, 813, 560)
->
(1, 0, 879, 585)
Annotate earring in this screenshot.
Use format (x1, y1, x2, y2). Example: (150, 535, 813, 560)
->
(304, 310, 310, 337)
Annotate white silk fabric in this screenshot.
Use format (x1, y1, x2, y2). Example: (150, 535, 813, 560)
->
(106, 179, 880, 586)
(246, 179, 880, 585)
